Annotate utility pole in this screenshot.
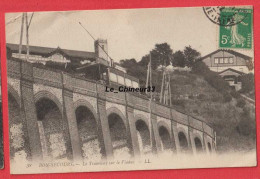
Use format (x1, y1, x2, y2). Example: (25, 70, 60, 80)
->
(25, 13, 29, 61)
(159, 55, 172, 106)
(146, 51, 157, 154)
(18, 12, 33, 61)
(146, 52, 153, 97)
(18, 13, 25, 58)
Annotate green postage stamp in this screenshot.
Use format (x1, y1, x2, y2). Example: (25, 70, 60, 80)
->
(219, 8, 253, 49)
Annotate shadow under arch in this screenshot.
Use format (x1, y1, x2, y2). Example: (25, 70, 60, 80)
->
(158, 123, 172, 152)
(194, 137, 203, 153)
(207, 141, 212, 153)
(135, 119, 151, 155)
(107, 107, 130, 159)
(74, 100, 102, 161)
(34, 91, 68, 161)
(34, 90, 63, 115)
(74, 99, 98, 122)
(177, 130, 190, 153)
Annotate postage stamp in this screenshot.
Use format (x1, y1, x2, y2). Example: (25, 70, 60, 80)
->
(219, 8, 253, 49)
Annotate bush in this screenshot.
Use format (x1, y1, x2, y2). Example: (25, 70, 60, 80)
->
(205, 72, 230, 94)
(192, 61, 230, 94)
(172, 99, 185, 108)
(236, 108, 255, 136)
(236, 99, 246, 108)
(192, 61, 210, 75)
(230, 90, 240, 99)
(240, 73, 254, 93)
(211, 93, 220, 102)
(193, 109, 199, 114)
(198, 94, 206, 100)
(223, 92, 232, 103)
(188, 95, 194, 99)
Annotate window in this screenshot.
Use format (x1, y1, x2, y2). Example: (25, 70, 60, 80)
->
(224, 58, 229, 63)
(109, 72, 117, 83)
(133, 81, 139, 88)
(215, 57, 234, 64)
(117, 75, 125, 85)
(229, 57, 234, 63)
(103, 72, 107, 81)
(125, 78, 132, 87)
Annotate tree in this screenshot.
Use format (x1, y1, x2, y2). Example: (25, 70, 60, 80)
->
(120, 58, 138, 68)
(192, 61, 230, 95)
(236, 107, 255, 136)
(184, 46, 201, 67)
(138, 54, 149, 68)
(139, 43, 173, 70)
(172, 50, 185, 67)
(191, 60, 210, 75)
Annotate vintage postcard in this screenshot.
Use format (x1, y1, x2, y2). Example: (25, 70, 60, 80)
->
(5, 6, 256, 174)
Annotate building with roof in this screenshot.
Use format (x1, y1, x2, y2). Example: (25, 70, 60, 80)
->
(6, 39, 140, 89)
(201, 49, 253, 90)
(200, 49, 253, 74)
(6, 43, 96, 64)
(218, 68, 245, 91)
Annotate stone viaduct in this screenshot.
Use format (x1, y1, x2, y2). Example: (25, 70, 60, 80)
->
(7, 58, 216, 162)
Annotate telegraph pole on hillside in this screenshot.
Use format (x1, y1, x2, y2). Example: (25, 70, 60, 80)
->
(18, 13, 25, 58)
(18, 12, 34, 61)
(146, 51, 157, 154)
(146, 52, 153, 97)
(159, 55, 172, 106)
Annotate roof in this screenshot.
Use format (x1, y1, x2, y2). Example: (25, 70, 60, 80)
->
(200, 49, 252, 61)
(218, 68, 245, 75)
(6, 43, 96, 60)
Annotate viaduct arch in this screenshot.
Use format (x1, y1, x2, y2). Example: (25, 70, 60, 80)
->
(7, 59, 217, 163)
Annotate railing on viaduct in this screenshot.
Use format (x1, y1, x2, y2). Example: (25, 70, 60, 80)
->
(7, 58, 216, 163)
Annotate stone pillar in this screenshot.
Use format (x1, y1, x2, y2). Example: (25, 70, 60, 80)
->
(150, 108, 161, 153)
(169, 108, 177, 154)
(187, 127, 195, 154)
(126, 106, 140, 157)
(171, 121, 180, 154)
(59, 89, 73, 161)
(62, 73, 82, 161)
(202, 133, 207, 152)
(20, 61, 43, 161)
(213, 131, 217, 153)
(188, 128, 196, 154)
(96, 84, 113, 159)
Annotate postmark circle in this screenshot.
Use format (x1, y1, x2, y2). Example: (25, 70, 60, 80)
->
(203, 7, 247, 26)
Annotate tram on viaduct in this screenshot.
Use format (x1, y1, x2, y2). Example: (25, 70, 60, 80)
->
(6, 41, 216, 163)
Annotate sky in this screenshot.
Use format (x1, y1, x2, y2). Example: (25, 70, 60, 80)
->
(5, 7, 253, 63)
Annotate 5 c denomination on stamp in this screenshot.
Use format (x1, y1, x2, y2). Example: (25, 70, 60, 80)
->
(219, 8, 252, 49)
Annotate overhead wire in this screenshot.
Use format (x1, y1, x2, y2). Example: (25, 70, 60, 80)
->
(56, 11, 115, 65)
(8, 11, 115, 65)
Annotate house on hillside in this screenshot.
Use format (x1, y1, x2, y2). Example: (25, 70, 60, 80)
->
(218, 68, 245, 91)
(201, 49, 253, 91)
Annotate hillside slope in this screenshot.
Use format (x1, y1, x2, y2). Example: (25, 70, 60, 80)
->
(122, 63, 255, 152)
(170, 71, 255, 152)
